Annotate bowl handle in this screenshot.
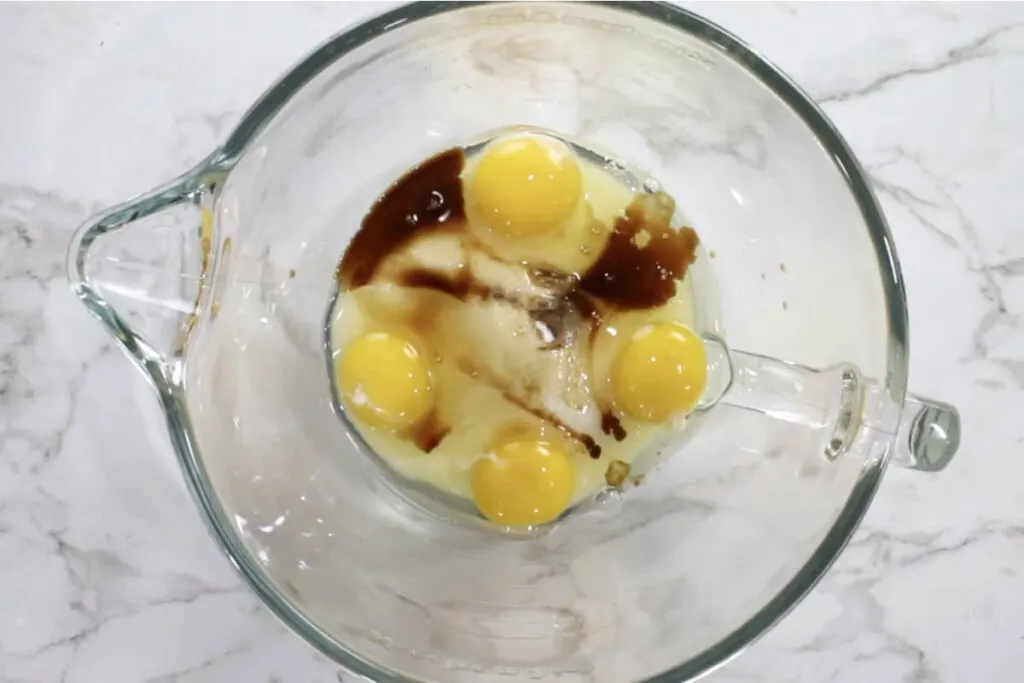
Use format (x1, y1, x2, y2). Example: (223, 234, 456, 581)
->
(887, 393, 960, 472)
(66, 166, 217, 383)
(711, 346, 960, 473)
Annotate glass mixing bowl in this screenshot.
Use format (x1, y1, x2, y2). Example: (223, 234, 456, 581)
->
(67, 3, 962, 682)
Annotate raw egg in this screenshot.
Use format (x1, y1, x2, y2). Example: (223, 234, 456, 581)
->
(469, 134, 583, 237)
(337, 331, 434, 431)
(611, 322, 707, 423)
(464, 135, 630, 275)
(472, 438, 575, 527)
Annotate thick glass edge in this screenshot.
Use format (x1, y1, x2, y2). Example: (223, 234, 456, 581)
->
(160, 2, 909, 682)
(212, 1, 488, 168)
(65, 168, 214, 375)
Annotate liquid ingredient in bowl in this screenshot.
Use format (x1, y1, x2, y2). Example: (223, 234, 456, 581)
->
(329, 129, 709, 529)
(580, 192, 699, 309)
(338, 148, 466, 289)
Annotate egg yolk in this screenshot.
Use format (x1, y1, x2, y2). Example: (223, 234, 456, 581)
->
(337, 332, 433, 431)
(472, 439, 574, 527)
(611, 322, 708, 423)
(469, 135, 583, 237)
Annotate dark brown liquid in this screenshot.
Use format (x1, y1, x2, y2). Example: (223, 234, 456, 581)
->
(580, 192, 699, 309)
(335, 145, 701, 459)
(400, 268, 476, 301)
(338, 148, 467, 289)
(408, 411, 451, 453)
(601, 412, 627, 442)
(398, 268, 522, 307)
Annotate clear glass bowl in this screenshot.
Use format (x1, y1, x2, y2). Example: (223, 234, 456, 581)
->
(68, 3, 961, 682)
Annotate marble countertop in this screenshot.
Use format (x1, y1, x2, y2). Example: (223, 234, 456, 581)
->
(2, 2, 1022, 682)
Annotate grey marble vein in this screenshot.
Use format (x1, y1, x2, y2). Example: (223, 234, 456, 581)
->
(817, 23, 1023, 104)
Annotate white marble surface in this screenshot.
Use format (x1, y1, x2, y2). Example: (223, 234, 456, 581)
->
(1, 2, 1022, 682)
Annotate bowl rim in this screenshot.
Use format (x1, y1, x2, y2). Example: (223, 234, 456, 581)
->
(166, 2, 907, 681)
